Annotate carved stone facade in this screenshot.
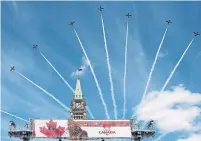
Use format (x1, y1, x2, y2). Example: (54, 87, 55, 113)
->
(70, 78, 87, 120)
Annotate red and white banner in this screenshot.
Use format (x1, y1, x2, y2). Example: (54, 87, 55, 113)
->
(32, 119, 132, 138)
(70, 120, 132, 138)
(33, 119, 69, 138)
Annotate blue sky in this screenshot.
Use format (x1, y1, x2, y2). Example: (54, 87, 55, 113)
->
(1, 1, 201, 141)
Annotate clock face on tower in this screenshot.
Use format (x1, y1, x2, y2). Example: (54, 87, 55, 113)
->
(75, 102, 81, 109)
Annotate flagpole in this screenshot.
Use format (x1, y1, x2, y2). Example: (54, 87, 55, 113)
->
(77, 68, 83, 80)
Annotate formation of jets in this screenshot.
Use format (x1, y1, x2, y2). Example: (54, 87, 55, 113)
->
(125, 13, 132, 18)
(98, 6, 104, 11)
(33, 44, 38, 49)
(166, 20, 172, 25)
(10, 66, 15, 71)
(9, 8, 199, 75)
(194, 32, 200, 36)
(69, 21, 74, 26)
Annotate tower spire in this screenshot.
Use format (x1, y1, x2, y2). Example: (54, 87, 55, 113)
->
(74, 68, 83, 99)
(70, 68, 86, 120)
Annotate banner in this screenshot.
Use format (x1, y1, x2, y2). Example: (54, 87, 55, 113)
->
(69, 120, 132, 138)
(32, 119, 132, 139)
(33, 119, 69, 138)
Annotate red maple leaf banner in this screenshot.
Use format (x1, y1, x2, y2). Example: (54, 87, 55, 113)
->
(34, 120, 131, 138)
(39, 119, 66, 137)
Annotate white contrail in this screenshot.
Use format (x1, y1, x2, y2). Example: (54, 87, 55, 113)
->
(16, 71, 70, 111)
(161, 38, 195, 91)
(123, 21, 129, 119)
(86, 106, 95, 119)
(1, 110, 28, 122)
(100, 14, 117, 119)
(84, 97, 95, 119)
(141, 26, 169, 102)
(131, 26, 169, 122)
(74, 29, 110, 119)
(40, 52, 74, 93)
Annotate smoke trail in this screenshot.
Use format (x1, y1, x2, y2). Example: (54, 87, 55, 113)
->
(83, 98, 95, 119)
(86, 106, 95, 119)
(123, 21, 129, 119)
(131, 26, 169, 123)
(100, 14, 117, 119)
(161, 38, 194, 91)
(40, 52, 74, 93)
(16, 71, 70, 111)
(131, 105, 138, 119)
(141, 26, 169, 102)
(1, 110, 28, 122)
(74, 29, 110, 119)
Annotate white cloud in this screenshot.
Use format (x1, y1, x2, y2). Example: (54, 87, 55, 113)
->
(71, 57, 89, 78)
(158, 51, 168, 58)
(136, 86, 201, 133)
(177, 134, 201, 141)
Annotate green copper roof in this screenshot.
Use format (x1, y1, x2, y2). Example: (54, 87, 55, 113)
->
(74, 78, 83, 99)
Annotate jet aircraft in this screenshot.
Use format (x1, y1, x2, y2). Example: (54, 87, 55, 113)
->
(166, 20, 172, 25)
(69, 21, 74, 26)
(125, 13, 132, 18)
(98, 6, 104, 11)
(78, 68, 83, 72)
(194, 32, 200, 36)
(10, 66, 15, 71)
(33, 44, 38, 49)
